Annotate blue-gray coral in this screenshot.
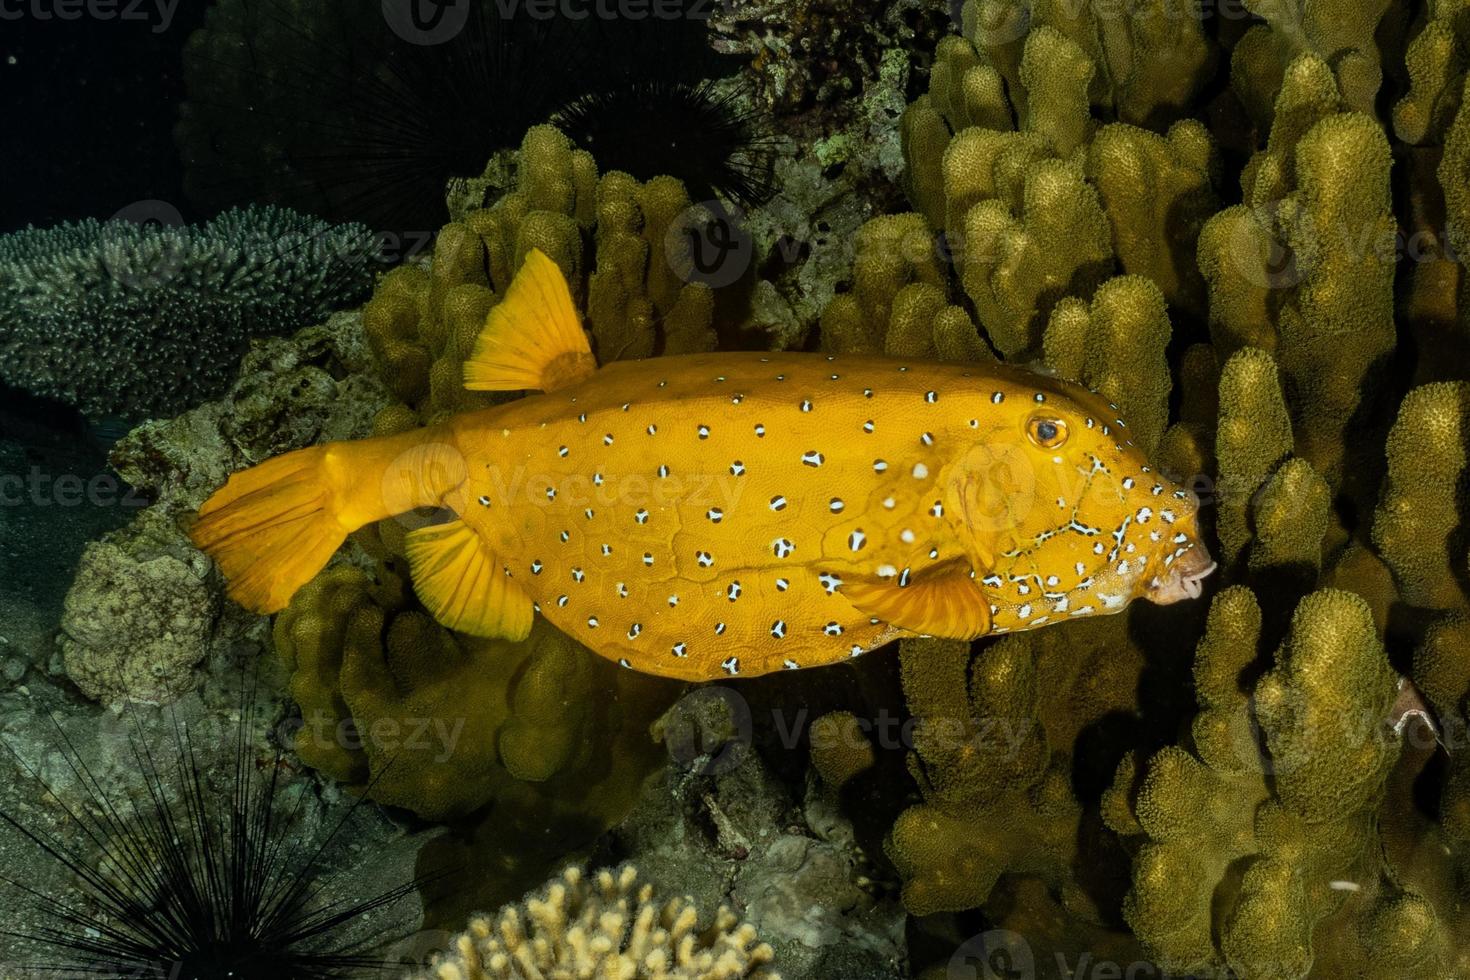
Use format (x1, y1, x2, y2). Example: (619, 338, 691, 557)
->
(0, 206, 378, 419)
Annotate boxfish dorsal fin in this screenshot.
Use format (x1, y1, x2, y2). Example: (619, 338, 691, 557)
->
(842, 562, 992, 641)
(404, 519, 534, 641)
(464, 248, 598, 393)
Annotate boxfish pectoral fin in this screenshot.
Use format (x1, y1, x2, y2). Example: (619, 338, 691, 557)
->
(404, 519, 534, 641)
(463, 248, 598, 394)
(841, 563, 992, 641)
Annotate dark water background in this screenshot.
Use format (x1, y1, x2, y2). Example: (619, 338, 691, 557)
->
(1, 7, 209, 230)
(1, 11, 210, 632)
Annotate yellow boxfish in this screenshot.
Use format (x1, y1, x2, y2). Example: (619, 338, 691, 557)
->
(191, 250, 1215, 681)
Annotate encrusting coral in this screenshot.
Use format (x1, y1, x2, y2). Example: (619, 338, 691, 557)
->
(0, 206, 377, 419)
(418, 865, 779, 980)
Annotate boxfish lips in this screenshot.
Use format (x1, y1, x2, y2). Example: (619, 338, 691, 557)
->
(1144, 537, 1217, 604)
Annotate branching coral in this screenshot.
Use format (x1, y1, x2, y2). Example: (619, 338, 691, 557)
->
(1041, 275, 1173, 454)
(0, 206, 376, 418)
(816, 213, 989, 360)
(1393, 0, 1470, 146)
(1199, 56, 1397, 490)
(273, 558, 674, 823)
(418, 865, 779, 980)
(883, 617, 1148, 923)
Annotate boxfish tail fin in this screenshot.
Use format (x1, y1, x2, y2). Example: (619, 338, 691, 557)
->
(463, 248, 599, 394)
(189, 445, 345, 615)
(190, 427, 466, 615)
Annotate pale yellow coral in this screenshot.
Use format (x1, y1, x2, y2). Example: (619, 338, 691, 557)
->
(419, 865, 779, 980)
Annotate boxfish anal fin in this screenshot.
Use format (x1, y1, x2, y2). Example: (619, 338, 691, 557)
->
(404, 519, 534, 641)
(464, 248, 598, 393)
(841, 563, 992, 641)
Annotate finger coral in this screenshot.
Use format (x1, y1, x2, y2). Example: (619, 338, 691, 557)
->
(808, 3, 1470, 973)
(853, 3, 1220, 361)
(1371, 382, 1470, 611)
(1111, 588, 1444, 979)
(418, 865, 779, 980)
(0, 206, 377, 419)
(361, 126, 717, 426)
(273, 562, 672, 822)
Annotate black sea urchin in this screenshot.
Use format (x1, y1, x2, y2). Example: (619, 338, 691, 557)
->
(0, 685, 424, 979)
(554, 77, 778, 209)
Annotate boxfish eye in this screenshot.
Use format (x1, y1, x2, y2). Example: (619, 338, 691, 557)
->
(1027, 415, 1068, 449)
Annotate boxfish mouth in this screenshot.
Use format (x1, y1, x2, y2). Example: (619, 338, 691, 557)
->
(1145, 541, 1216, 605)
